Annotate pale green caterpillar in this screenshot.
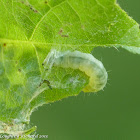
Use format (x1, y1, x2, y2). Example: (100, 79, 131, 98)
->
(43, 50, 108, 92)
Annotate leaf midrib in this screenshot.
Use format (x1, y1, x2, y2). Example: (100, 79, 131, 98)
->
(0, 38, 139, 48)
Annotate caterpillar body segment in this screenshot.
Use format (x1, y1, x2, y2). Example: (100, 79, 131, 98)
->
(43, 50, 108, 92)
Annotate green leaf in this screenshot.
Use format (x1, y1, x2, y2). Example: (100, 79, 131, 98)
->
(0, 0, 140, 137)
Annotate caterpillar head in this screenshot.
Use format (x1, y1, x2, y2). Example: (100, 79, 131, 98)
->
(42, 49, 70, 70)
(42, 49, 58, 70)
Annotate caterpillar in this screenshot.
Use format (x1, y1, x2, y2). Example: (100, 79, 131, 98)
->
(43, 49, 108, 92)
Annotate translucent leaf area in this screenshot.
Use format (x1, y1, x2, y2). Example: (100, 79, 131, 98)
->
(0, 0, 140, 136)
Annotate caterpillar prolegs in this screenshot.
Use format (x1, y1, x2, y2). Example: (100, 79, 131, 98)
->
(43, 50, 108, 92)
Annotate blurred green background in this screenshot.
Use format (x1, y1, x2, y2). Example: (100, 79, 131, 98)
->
(31, 0, 140, 140)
